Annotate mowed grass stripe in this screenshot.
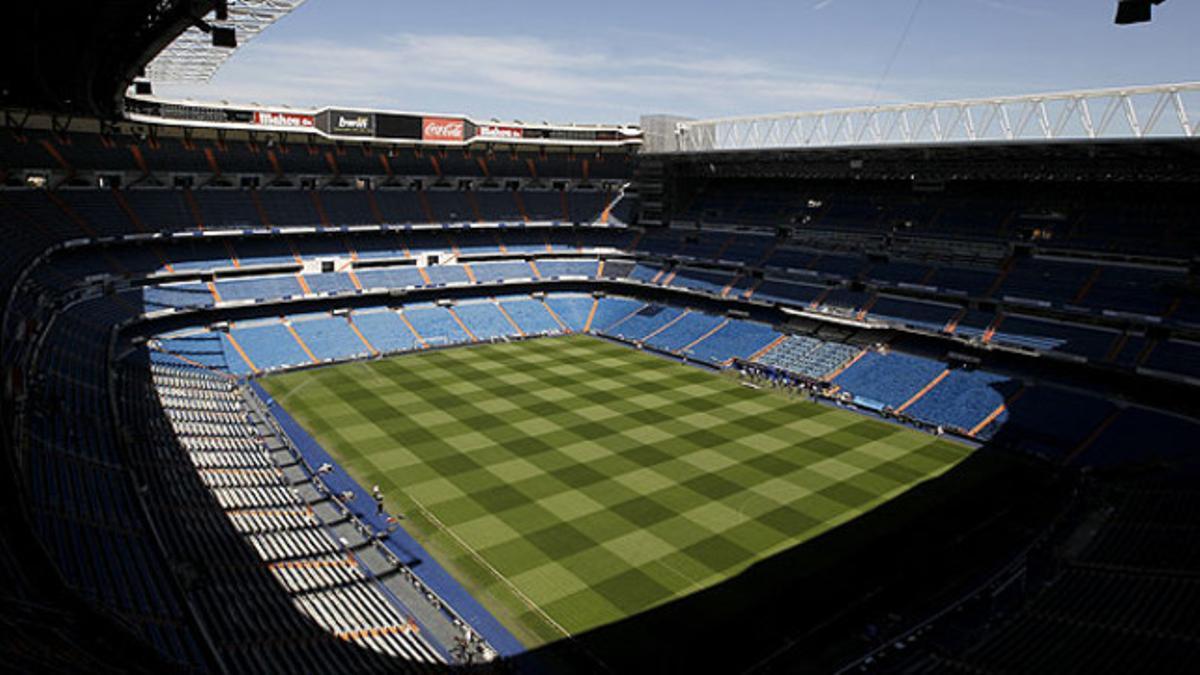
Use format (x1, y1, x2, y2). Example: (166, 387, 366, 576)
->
(262, 336, 972, 648)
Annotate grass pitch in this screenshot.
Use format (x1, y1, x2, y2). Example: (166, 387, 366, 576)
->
(262, 336, 972, 648)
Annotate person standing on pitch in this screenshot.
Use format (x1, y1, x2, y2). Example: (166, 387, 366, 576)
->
(372, 484, 384, 515)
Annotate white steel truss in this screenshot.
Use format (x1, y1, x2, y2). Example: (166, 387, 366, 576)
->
(673, 83, 1200, 153)
(144, 0, 307, 83)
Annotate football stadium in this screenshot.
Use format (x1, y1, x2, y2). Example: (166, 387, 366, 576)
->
(2, 1, 1199, 673)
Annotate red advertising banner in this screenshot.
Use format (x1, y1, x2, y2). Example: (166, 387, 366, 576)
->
(254, 111, 315, 128)
(476, 124, 524, 140)
(422, 116, 465, 142)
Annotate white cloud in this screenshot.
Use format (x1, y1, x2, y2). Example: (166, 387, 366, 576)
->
(966, 0, 1051, 17)
(154, 32, 895, 124)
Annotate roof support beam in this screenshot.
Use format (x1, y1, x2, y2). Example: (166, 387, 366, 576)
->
(673, 82, 1200, 152)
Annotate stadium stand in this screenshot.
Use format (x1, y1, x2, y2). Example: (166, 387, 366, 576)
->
(608, 304, 686, 341)
(453, 301, 521, 341)
(4, 37, 1200, 673)
(124, 363, 450, 670)
(833, 351, 949, 411)
(498, 297, 562, 335)
(291, 314, 370, 361)
(757, 336, 863, 381)
(350, 309, 423, 354)
(643, 311, 726, 353)
(685, 320, 782, 365)
(545, 294, 596, 332)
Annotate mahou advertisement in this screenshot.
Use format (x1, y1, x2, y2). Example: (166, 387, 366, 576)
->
(476, 125, 524, 140)
(253, 111, 315, 128)
(422, 117, 465, 142)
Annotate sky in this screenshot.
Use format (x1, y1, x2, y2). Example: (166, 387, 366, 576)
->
(155, 0, 1200, 125)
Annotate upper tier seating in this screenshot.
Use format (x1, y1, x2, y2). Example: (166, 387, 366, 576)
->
(989, 315, 1119, 360)
(1142, 340, 1200, 381)
(868, 297, 959, 333)
(670, 267, 736, 295)
(6, 187, 1194, 390)
(470, 261, 535, 283)
(538, 259, 600, 278)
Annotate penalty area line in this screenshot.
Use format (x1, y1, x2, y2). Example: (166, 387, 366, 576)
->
(406, 494, 613, 670)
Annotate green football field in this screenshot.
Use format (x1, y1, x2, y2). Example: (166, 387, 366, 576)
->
(261, 335, 972, 648)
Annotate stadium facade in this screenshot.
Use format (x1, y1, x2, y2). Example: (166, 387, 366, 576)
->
(2, 2, 1199, 673)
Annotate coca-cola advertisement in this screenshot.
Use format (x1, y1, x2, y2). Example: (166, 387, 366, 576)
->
(475, 125, 524, 140)
(422, 116, 465, 142)
(254, 111, 315, 129)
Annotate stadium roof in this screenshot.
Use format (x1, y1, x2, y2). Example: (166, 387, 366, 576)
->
(0, 1, 223, 117)
(144, 0, 308, 83)
(668, 82, 1200, 154)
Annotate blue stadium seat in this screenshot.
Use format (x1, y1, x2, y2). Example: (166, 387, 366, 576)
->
(869, 297, 958, 332)
(906, 368, 1022, 433)
(303, 272, 358, 295)
(425, 265, 470, 286)
(470, 261, 534, 283)
(538, 260, 599, 278)
(833, 351, 946, 410)
(404, 306, 470, 346)
(607, 305, 684, 341)
(592, 297, 645, 332)
(454, 302, 520, 340)
(758, 336, 861, 380)
(499, 298, 563, 335)
(215, 276, 302, 302)
(291, 315, 368, 361)
(355, 267, 424, 290)
(545, 295, 595, 332)
(229, 322, 312, 371)
(686, 319, 780, 365)
(351, 309, 421, 354)
(644, 312, 726, 353)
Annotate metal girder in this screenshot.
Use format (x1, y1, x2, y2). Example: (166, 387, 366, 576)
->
(673, 83, 1200, 153)
(144, 0, 307, 83)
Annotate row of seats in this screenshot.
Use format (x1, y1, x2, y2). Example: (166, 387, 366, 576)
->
(633, 262, 1190, 371)
(927, 482, 1200, 674)
(150, 294, 788, 376)
(18, 295, 205, 668)
(641, 228, 1195, 325)
(12, 183, 1192, 384)
(0, 129, 634, 181)
(755, 335, 862, 381)
(1, 187, 622, 238)
(116, 362, 454, 672)
(675, 182, 1200, 258)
